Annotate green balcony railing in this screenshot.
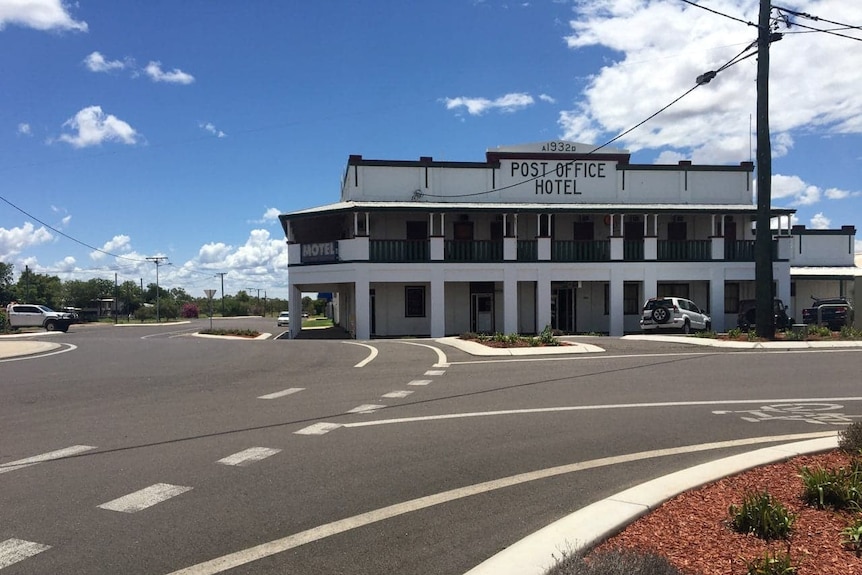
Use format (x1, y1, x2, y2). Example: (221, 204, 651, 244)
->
(369, 240, 429, 262)
(725, 240, 755, 261)
(517, 240, 538, 261)
(658, 240, 712, 261)
(445, 240, 503, 262)
(624, 240, 644, 261)
(551, 240, 610, 262)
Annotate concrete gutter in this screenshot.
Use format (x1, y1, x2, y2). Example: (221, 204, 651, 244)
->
(463, 435, 839, 575)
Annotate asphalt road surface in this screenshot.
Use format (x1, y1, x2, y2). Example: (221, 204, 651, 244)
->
(2, 318, 861, 574)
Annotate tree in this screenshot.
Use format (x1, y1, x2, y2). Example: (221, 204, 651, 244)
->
(120, 280, 143, 314)
(0, 262, 13, 304)
(15, 268, 63, 308)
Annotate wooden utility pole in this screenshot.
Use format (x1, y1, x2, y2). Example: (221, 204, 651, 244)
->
(754, 0, 775, 338)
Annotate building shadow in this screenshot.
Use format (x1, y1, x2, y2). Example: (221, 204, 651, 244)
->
(291, 325, 353, 340)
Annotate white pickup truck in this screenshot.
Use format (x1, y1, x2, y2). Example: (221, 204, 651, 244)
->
(6, 303, 74, 332)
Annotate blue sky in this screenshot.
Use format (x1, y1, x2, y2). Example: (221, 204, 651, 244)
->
(1, 0, 860, 300)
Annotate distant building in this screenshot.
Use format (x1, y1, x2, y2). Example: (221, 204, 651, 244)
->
(279, 141, 858, 338)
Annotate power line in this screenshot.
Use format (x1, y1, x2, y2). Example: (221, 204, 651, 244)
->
(0, 193, 147, 263)
(421, 40, 760, 200)
(679, 0, 757, 29)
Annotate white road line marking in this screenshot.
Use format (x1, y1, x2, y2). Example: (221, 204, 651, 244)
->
(382, 391, 414, 399)
(0, 445, 96, 475)
(397, 341, 449, 367)
(407, 379, 432, 386)
(257, 388, 304, 400)
(294, 422, 342, 435)
(338, 396, 862, 429)
(347, 404, 386, 414)
(344, 341, 378, 367)
(0, 343, 77, 364)
(98, 483, 192, 513)
(424, 370, 445, 376)
(0, 538, 51, 569)
(165, 431, 834, 575)
(217, 447, 281, 467)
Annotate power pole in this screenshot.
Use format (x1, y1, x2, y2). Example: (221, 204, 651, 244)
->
(146, 256, 168, 323)
(216, 272, 226, 316)
(754, 0, 775, 339)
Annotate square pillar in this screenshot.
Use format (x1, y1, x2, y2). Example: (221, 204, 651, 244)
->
(430, 276, 445, 338)
(503, 267, 518, 334)
(536, 269, 552, 332)
(711, 236, 724, 260)
(644, 237, 657, 261)
(430, 236, 444, 261)
(353, 271, 370, 340)
(610, 237, 624, 261)
(504, 237, 518, 261)
(609, 269, 624, 336)
(537, 237, 551, 261)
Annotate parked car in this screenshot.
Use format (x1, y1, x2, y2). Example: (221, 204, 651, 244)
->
(801, 296, 854, 331)
(736, 298, 793, 331)
(6, 303, 74, 332)
(276, 311, 290, 327)
(640, 297, 711, 334)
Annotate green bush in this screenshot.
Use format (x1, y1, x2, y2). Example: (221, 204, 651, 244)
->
(839, 422, 862, 453)
(134, 305, 155, 322)
(546, 547, 684, 575)
(727, 327, 743, 338)
(840, 325, 862, 339)
(841, 512, 862, 557)
(729, 491, 796, 540)
(807, 325, 833, 337)
(799, 458, 862, 509)
(743, 549, 797, 575)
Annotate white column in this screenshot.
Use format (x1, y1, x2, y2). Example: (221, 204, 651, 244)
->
(430, 276, 445, 338)
(354, 270, 370, 340)
(609, 268, 624, 336)
(709, 271, 725, 332)
(289, 283, 302, 339)
(536, 268, 552, 333)
(503, 267, 518, 334)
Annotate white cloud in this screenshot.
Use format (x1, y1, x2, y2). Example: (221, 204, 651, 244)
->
(144, 61, 195, 85)
(248, 207, 282, 225)
(539, 93, 556, 104)
(17, 123, 31, 135)
(57, 106, 139, 148)
(769, 174, 860, 207)
(444, 92, 535, 116)
(90, 235, 133, 261)
(0, 0, 87, 32)
(198, 242, 232, 264)
(810, 212, 831, 229)
(199, 122, 226, 138)
(0, 222, 54, 260)
(557, 1, 862, 162)
(83, 51, 126, 72)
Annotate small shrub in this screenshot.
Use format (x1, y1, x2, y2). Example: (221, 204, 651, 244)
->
(746, 329, 760, 341)
(459, 332, 479, 341)
(841, 512, 862, 557)
(538, 324, 561, 346)
(840, 325, 862, 339)
(729, 491, 795, 540)
(199, 328, 260, 338)
(799, 459, 862, 509)
(782, 328, 806, 341)
(694, 329, 716, 338)
(546, 547, 684, 575)
(807, 325, 833, 338)
(743, 549, 797, 575)
(839, 422, 862, 453)
(727, 327, 743, 338)
(134, 305, 155, 322)
(181, 303, 200, 318)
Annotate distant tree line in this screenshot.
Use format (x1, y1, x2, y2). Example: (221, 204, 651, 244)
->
(0, 262, 300, 321)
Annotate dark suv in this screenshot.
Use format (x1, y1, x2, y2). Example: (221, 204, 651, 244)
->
(736, 298, 792, 331)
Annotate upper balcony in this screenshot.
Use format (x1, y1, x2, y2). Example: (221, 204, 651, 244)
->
(284, 210, 791, 266)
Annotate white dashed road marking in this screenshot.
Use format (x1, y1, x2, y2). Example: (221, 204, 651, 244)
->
(424, 370, 445, 376)
(98, 483, 192, 513)
(294, 422, 342, 435)
(382, 390, 414, 399)
(257, 388, 304, 400)
(217, 447, 282, 467)
(407, 379, 432, 386)
(0, 538, 51, 569)
(347, 404, 386, 414)
(0, 445, 97, 475)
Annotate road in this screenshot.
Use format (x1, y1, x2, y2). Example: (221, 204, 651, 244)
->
(1, 318, 861, 574)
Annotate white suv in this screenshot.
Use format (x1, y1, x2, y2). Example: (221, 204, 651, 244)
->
(640, 297, 711, 334)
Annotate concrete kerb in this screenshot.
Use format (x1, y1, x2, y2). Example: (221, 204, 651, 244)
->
(463, 435, 839, 575)
(0, 339, 61, 359)
(436, 337, 605, 356)
(624, 334, 862, 349)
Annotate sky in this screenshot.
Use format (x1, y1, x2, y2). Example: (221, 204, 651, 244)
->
(1, 0, 860, 300)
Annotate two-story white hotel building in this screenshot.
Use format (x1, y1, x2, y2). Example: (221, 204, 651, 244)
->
(279, 141, 857, 338)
